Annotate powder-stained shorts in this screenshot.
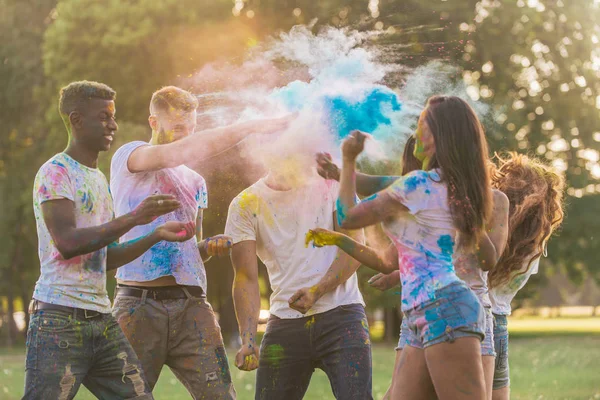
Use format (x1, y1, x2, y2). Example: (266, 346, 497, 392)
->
(398, 281, 485, 349)
(492, 313, 510, 389)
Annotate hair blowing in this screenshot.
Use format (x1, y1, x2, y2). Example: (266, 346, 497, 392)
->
(488, 152, 565, 288)
(424, 95, 492, 250)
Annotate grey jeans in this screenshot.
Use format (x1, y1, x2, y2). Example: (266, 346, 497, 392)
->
(112, 287, 236, 399)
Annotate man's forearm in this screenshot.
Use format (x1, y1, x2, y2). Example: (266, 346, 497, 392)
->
(58, 214, 138, 260)
(106, 231, 160, 271)
(145, 121, 263, 170)
(233, 277, 261, 347)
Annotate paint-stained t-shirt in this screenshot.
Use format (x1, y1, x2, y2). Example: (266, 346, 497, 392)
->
(490, 257, 540, 315)
(32, 153, 113, 313)
(110, 141, 208, 291)
(382, 169, 462, 312)
(225, 177, 365, 319)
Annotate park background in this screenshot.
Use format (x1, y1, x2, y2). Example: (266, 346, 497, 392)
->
(1, 0, 600, 398)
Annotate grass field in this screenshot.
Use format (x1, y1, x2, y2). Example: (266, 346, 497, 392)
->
(1, 318, 599, 399)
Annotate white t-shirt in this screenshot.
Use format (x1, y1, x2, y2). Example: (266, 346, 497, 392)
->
(110, 141, 208, 291)
(32, 153, 113, 313)
(382, 169, 462, 311)
(490, 257, 540, 315)
(454, 252, 491, 308)
(225, 177, 365, 319)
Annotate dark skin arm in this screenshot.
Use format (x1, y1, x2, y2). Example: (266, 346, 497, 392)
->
(106, 221, 195, 270)
(41, 194, 180, 260)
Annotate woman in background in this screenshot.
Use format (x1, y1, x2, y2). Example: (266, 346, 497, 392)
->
(488, 153, 565, 400)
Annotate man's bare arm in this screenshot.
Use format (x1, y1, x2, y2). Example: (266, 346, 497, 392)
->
(231, 240, 261, 370)
(41, 195, 179, 260)
(128, 116, 293, 173)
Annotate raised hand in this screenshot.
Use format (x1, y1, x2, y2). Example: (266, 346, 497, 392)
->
(235, 343, 260, 371)
(156, 221, 195, 242)
(316, 152, 340, 181)
(341, 130, 368, 161)
(201, 234, 233, 257)
(288, 286, 321, 314)
(368, 271, 400, 291)
(132, 194, 180, 225)
(305, 228, 342, 248)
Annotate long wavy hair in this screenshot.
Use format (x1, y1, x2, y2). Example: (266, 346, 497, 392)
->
(488, 152, 565, 288)
(424, 95, 493, 250)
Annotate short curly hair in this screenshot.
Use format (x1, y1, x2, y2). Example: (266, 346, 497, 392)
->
(150, 86, 198, 115)
(58, 81, 116, 130)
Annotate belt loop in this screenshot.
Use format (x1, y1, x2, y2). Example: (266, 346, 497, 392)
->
(140, 289, 148, 305)
(181, 286, 194, 300)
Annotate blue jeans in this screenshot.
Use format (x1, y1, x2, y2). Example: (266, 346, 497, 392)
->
(255, 304, 372, 400)
(23, 310, 152, 400)
(492, 313, 509, 389)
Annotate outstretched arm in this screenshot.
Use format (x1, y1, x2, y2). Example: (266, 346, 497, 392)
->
(41, 195, 180, 260)
(107, 221, 195, 270)
(231, 240, 261, 371)
(289, 213, 365, 314)
(128, 116, 293, 172)
(305, 228, 399, 275)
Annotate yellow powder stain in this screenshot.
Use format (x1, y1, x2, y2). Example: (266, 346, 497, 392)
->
(304, 316, 316, 329)
(238, 191, 275, 227)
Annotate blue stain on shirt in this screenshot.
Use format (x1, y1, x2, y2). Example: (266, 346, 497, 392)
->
(437, 235, 454, 257)
(403, 172, 428, 194)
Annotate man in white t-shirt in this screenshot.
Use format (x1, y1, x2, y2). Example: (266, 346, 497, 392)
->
(225, 162, 373, 399)
(110, 86, 291, 398)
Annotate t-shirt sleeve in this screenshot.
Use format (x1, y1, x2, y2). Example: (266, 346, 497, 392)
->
(196, 177, 208, 209)
(384, 170, 430, 214)
(225, 193, 256, 244)
(110, 141, 148, 182)
(34, 160, 74, 204)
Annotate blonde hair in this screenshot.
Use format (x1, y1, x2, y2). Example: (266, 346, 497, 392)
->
(150, 86, 198, 115)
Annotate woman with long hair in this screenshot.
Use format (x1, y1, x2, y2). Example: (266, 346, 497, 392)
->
(313, 137, 509, 399)
(310, 95, 497, 398)
(488, 153, 565, 400)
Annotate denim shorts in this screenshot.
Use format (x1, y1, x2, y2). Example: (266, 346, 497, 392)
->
(492, 313, 509, 389)
(397, 281, 485, 349)
(398, 300, 494, 356)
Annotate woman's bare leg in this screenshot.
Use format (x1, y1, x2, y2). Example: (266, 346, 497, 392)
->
(424, 337, 486, 400)
(390, 346, 436, 400)
(482, 355, 495, 400)
(382, 349, 402, 400)
(492, 387, 509, 400)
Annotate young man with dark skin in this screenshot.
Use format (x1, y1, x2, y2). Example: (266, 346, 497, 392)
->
(24, 81, 195, 400)
(110, 86, 292, 398)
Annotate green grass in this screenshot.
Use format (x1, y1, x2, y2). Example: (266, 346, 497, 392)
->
(2, 320, 600, 399)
